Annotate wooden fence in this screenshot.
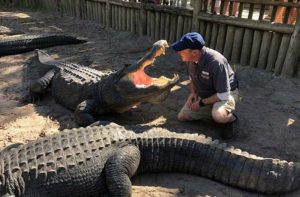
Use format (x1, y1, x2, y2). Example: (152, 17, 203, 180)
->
(1, 0, 300, 78)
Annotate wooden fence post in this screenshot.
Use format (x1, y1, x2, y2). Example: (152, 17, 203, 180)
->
(281, 8, 300, 77)
(192, 0, 201, 32)
(106, 0, 111, 28)
(138, 0, 147, 36)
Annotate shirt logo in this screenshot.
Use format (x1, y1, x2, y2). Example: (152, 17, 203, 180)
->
(201, 71, 210, 79)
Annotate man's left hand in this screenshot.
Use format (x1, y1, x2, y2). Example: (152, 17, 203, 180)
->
(189, 97, 201, 112)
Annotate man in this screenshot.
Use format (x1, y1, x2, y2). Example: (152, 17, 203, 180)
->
(171, 32, 239, 139)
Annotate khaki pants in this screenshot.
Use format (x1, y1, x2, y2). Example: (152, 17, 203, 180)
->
(178, 90, 239, 121)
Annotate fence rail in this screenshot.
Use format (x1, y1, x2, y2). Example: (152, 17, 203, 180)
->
(1, 0, 299, 77)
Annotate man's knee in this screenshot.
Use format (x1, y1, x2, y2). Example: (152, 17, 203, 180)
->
(211, 108, 229, 123)
(177, 112, 192, 121)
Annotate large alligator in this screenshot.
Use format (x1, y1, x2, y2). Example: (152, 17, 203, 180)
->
(27, 40, 179, 126)
(1, 123, 300, 196)
(0, 34, 86, 56)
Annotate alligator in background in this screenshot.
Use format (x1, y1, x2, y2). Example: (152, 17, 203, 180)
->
(0, 33, 86, 56)
(0, 26, 24, 36)
(27, 40, 179, 126)
(0, 123, 300, 196)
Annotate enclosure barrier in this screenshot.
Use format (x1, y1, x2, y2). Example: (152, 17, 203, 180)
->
(1, 0, 299, 78)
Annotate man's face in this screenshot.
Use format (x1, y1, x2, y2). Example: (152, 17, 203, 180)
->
(178, 49, 195, 62)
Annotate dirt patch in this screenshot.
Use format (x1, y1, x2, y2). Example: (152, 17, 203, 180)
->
(0, 8, 300, 197)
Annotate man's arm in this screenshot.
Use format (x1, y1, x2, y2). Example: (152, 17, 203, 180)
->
(201, 93, 220, 105)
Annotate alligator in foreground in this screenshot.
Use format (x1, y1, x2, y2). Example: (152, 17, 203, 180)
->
(0, 34, 86, 56)
(27, 40, 179, 126)
(1, 123, 300, 196)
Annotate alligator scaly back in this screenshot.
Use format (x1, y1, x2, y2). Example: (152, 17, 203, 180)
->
(0, 124, 300, 196)
(0, 34, 86, 56)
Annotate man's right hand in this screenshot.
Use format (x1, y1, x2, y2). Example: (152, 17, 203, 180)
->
(186, 93, 198, 108)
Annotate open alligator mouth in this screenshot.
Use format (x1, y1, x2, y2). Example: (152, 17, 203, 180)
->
(127, 40, 179, 88)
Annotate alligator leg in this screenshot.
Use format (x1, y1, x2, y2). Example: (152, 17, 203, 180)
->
(75, 99, 103, 126)
(105, 145, 140, 197)
(27, 69, 56, 103)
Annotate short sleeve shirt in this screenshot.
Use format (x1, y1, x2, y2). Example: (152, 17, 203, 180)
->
(186, 47, 238, 99)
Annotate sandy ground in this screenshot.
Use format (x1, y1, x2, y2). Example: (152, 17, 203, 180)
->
(0, 7, 300, 197)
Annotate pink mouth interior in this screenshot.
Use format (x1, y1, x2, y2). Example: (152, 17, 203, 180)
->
(130, 70, 153, 86)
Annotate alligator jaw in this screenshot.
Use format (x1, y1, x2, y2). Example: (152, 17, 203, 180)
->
(124, 40, 179, 88)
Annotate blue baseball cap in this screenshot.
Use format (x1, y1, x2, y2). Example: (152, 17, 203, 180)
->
(171, 32, 205, 51)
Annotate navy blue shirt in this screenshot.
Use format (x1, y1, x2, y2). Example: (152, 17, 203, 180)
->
(186, 47, 238, 99)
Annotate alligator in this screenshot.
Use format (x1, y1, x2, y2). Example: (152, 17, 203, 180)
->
(1, 123, 300, 197)
(0, 26, 24, 36)
(0, 34, 86, 56)
(26, 40, 179, 126)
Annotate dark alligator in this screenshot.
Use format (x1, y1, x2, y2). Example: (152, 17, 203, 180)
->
(0, 34, 86, 56)
(27, 40, 179, 126)
(0, 26, 24, 36)
(1, 123, 300, 196)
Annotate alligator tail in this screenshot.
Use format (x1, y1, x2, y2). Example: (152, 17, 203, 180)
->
(134, 131, 300, 194)
(0, 34, 87, 56)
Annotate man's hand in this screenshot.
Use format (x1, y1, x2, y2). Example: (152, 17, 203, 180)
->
(186, 93, 197, 107)
(189, 97, 201, 112)
(186, 93, 201, 112)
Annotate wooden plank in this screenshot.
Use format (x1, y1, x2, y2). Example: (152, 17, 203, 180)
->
(259, 4, 265, 21)
(281, 11, 300, 77)
(183, 16, 190, 34)
(130, 8, 135, 33)
(147, 11, 151, 37)
(198, 13, 293, 34)
(215, 24, 226, 53)
(248, 3, 254, 19)
(192, 0, 201, 31)
(210, 23, 219, 49)
(204, 22, 212, 47)
(188, 17, 192, 32)
(199, 20, 206, 37)
(169, 14, 177, 43)
(127, 7, 131, 32)
(274, 34, 290, 75)
(257, 31, 272, 69)
(266, 33, 282, 72)
(160, 12, 166, 39)
(155, 12, 160, 40)
(138, 2, 147, 36)
(165, 13, 170, 41)
(150, 11, 155, 39)
(297, 60, 300, 78)
(111, 5, 116, 29)
(249, 30, 263, 67)
(118, 6, 122, 31)
(223, 25, 235, 60)
(176, 15, 184, 40)
(86, 1, 91, 20)
(105, 0, 112, 28)
(238, 2, 243, 18)
(143, 4, 193, 17)
(271, 6, 278, 22)
(231, 27, 244, 64)
(226, 0, 300, 8)
(122, 6, 126, 31)
(240, 29, 254, 66)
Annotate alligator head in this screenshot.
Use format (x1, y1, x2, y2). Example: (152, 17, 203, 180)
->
(101, 40, 179, 113)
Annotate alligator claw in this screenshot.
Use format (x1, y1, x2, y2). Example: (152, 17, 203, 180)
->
(24, 92, 42, 103)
